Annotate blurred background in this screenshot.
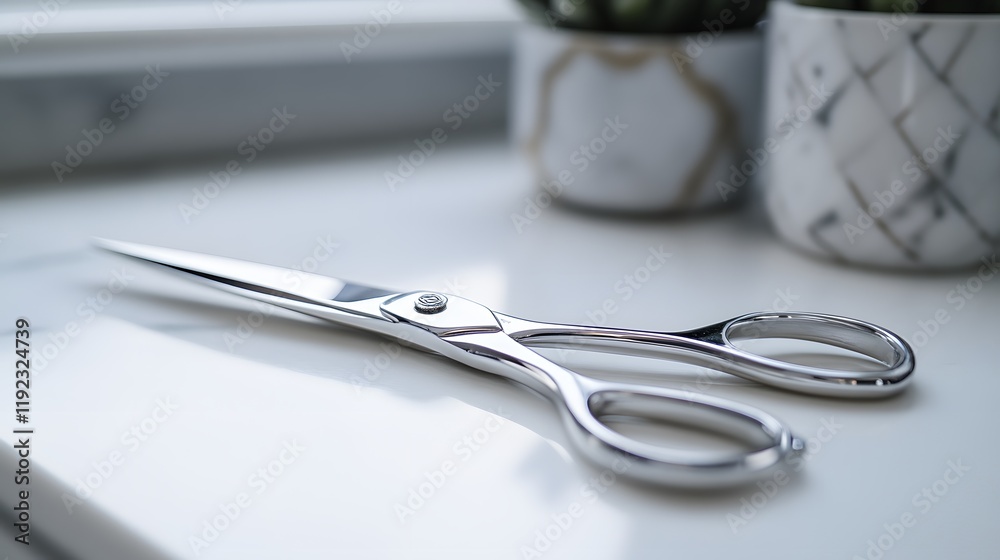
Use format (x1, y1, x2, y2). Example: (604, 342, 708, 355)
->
(0, 0, 516, 181)
(1, 1, 999, 559)
(3, 0, 997, 268)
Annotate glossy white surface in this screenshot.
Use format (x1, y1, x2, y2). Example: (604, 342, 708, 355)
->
(1, 136, 999, 558)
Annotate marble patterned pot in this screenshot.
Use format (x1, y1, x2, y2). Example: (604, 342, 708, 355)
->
(512, 24, 762, 213)
(764, 2, 1000, 269)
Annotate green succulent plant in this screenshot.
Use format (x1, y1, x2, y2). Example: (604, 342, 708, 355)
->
(516, 0, 769, 34)
(796, 0, 1000, 13)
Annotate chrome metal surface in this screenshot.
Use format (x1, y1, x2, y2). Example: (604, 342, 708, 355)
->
(414, 292, 448, 314)
(440, 330, 804, 487)
(94, 238, 402, 337)
(494, 311, 915, 398)
(97, 239, 916, 488)
(382, 292, 501, 337)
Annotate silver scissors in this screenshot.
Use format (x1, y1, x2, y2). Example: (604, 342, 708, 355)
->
(98, 239, 915, 488)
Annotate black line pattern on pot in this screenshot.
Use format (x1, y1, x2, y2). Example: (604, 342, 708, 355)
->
(772, 15, 1000, 267)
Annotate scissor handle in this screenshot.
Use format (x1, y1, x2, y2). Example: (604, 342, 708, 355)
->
(442, 330, 804, 487)
(496, 311, 915, 398)
(386, 294, 912, 486)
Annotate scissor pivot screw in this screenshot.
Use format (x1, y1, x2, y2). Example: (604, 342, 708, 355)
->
(414, 293, 447, 314)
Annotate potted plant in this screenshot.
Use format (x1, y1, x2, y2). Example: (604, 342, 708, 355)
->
(763, 0, 1000, 269)
(512, 0, 769, 215)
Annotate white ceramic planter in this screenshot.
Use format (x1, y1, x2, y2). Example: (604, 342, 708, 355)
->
(512, 24, 762, 213)
(764, 2, 1000, 269)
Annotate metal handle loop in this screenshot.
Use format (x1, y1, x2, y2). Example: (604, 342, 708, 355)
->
(711, 312, 915, 397)
(441, 330, 804, 487)
(497, 311, 916, 398)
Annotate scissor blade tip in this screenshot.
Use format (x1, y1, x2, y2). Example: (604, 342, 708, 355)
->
(93, 238, 174, 265)
(92, 237, 132, 251)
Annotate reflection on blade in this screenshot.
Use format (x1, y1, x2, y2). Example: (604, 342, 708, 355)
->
(94, 238, 397, 317)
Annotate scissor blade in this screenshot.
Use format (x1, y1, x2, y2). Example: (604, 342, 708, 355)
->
(95, 238, 398, 323)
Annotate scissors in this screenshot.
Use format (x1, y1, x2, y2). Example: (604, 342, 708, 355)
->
(97, 239, 915, 488)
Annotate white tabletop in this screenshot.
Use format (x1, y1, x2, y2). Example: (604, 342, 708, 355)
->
(1, 136, 997, 559)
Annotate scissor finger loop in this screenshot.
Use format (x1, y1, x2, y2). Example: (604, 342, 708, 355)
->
(495, 310, 915, 398)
